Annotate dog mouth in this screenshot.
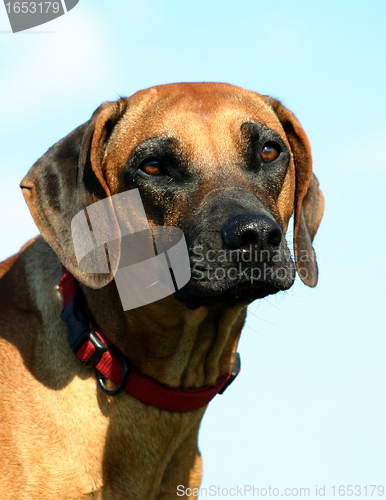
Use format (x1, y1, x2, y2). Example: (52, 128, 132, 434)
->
(174, 280, 282, 309)
(173, 249, 296, 309)
(173, 232, 296, 309)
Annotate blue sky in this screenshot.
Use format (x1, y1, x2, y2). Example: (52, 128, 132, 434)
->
(1, 1, 385, 496)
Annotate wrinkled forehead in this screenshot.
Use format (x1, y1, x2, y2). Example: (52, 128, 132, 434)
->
(107, 84, 287, 164)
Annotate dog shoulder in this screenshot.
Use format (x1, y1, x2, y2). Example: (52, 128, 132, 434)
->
(0, 236, 63, 374)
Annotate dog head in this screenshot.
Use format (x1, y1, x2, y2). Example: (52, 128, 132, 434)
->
(21, 83, 323, 309)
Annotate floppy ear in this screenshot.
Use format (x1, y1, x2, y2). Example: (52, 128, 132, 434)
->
(263, 97, 324, 287)
(20, 99, 128, 288)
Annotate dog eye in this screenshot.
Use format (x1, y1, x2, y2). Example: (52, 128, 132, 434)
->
(140, 159, 162, 176)
(260, 143, 280, 162)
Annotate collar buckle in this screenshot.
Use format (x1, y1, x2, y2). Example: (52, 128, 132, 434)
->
(61, 291, 107, 368)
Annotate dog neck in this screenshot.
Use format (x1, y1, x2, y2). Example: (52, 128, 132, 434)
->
(81, 281, 247, 389)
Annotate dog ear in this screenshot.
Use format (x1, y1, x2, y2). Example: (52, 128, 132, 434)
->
(20, 100, 128, 288)
(263, 97, 324, 287)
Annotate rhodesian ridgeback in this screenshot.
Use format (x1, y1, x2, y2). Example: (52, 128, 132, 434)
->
(0, 82, 324, 499)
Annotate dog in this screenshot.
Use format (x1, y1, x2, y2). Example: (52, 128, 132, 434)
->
(0, 82, 324, 499)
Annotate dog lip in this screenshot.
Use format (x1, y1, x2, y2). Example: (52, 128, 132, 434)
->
(174, 280, 283, 309)
(186, 279, 279, 296)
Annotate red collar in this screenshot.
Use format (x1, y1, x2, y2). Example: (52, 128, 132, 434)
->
(59, 267, 240, 412)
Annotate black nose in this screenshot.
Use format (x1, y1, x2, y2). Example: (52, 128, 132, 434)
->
(222, 214, 282, 251)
